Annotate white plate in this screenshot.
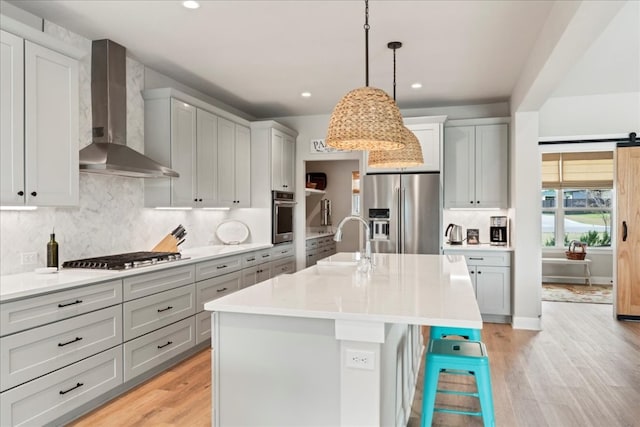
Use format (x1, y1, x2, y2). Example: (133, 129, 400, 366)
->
(215, 220, 250, 245)
(35, 267, 58, 274)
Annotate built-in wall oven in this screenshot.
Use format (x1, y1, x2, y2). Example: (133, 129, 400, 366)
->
(272, 191, 295, 244)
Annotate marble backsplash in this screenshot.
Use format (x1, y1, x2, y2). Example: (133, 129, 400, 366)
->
(0, 18, 269, 275)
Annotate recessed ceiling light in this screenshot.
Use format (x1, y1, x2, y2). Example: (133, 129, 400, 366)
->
(182, 1, 200, 9)
(411, 82, 422, 89)
(301, 92, 312, 98)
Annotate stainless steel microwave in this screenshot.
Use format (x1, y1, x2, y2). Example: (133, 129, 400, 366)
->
(272, 191, 295, 244)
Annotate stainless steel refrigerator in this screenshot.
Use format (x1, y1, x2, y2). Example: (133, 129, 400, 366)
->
(363, 173, 441, 254)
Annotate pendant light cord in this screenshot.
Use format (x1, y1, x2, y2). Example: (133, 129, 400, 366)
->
(364, 0, 370, 86)
(392, 46, 396, 100)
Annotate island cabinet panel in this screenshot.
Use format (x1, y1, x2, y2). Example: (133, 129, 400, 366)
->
(123, 316, 195, 382)
(195, 255, 242, 281)
(1, 305, 121, 392)
(123, 284, 196, 341)
(123, 265, 195, 301)
(0, 346, 122, 427)
(195, 311, 212, 345)
(0, 279, 122, 336)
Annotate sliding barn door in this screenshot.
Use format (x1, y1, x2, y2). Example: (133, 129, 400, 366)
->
(616, 146, 640, 319)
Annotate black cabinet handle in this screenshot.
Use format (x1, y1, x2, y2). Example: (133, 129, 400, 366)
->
(247, 257, 255, 262)
(622, 221, 628, 242)
(216, 287, 228, 293)
(262, 254, 269, 258)
(59, 382, 84, 395)
(217, 265, 227, 269)
(58, 299, 83, 308)
(477, 201, 480, 204)
(31, 191, 37, 196)
(469, 257, 484, 261)
(478, 271, 482, 274)
(157, 306, 173, 313)
(194, 198, 198, 202)
(470, 201, 474, 204)
(58, 337, 83, 347)
(17, 190, 24, 196)
(157, 341, 173, 349)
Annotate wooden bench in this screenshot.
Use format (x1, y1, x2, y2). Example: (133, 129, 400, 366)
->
(542, 257, 592, 286)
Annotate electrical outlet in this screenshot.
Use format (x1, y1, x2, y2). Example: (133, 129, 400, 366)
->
(345, 349, 375, 370)
(21, 252, 38, 265)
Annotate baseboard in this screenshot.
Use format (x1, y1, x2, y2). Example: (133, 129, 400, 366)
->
(512, 316, 541, 330)
(543, 275, 613, 286)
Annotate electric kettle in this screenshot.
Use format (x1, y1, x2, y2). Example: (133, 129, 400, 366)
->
(445, 223, 464, 244)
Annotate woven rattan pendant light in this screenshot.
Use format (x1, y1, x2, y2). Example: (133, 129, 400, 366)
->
(368, 41, 424, 168)
(326, 0, 405, 151)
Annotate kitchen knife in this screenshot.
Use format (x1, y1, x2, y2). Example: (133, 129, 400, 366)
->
(170, 225, 182, 237)
(176, 230, 187, 240)
(177, 238, 186, 246)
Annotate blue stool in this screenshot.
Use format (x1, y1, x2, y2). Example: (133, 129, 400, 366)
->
(430, 325, 481, 342)
(421, 339, 495, 427)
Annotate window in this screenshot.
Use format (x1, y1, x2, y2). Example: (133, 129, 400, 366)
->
(541, 151, 613, 248)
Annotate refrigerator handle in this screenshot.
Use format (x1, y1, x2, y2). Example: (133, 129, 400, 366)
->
(398, 186, 404, 253)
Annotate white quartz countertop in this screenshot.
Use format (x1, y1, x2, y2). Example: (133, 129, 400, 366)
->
(205, 252, 482, 328)
(0, 243, 272, 302)
(443, 243, 513, 252)
(305, 230, 336, 240)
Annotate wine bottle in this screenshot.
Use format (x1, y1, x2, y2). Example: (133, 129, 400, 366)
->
(47, 230, 59, 269)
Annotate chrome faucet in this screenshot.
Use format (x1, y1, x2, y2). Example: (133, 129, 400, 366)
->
(334, 215, 371, 261)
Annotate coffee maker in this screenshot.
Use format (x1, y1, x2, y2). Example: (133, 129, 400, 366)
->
(490, 216, 508, 246)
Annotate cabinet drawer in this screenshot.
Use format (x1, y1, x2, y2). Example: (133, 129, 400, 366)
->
(463, 252, 511, 267)
(123, 317, 195, 382)
(195, 310, 211, 345)
(0, 346, 122, 427)
(241, 249, 271, 268)
(306, 239, 319, 250)
(1, 305, 121, 392)
(271, 243, 294, 260)
(123, 284, 195, 341)
(1, 280, 122, 336)
(272, 257, 295, 277)
(320, 236, 335, 246)
(196, 271, 241, 310)
(196, 255, 242, 281)
(123, 265, 195, 301)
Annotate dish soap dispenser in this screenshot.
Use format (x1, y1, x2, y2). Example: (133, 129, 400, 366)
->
(47, 229, 59, 269)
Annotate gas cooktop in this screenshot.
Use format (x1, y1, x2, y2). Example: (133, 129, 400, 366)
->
(62, 251, 185, 270)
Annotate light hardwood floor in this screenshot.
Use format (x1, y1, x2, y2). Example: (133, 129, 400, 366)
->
(69, 302, 640, 427)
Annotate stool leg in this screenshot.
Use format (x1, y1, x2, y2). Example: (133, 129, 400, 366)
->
(474, 363, 496, 427)
(420, 358, 440, 427)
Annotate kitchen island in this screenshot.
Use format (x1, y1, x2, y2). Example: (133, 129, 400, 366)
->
(204, 252, 481, 426)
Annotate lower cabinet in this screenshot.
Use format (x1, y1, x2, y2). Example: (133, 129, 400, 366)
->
(306, 235, 336, 267)
(123, 317, 195, 382)
(0, 346, 122, 427)
(443, 250, 512, 323)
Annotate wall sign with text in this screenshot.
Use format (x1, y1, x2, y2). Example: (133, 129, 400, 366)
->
(310, 139, 344, 153)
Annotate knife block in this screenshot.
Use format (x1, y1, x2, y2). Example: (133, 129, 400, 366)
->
(151, 234, 179, 253)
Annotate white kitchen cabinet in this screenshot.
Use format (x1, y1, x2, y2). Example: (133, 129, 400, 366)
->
(444, 119, 509, 209)
(1, 29, 79, 207)
(443, 249, 511, 323)
(142, 87, 250, 208)
(271, 128, 296, 191)
(143, 97, 218, 207)
(364, 115, 446, 174)
(217, 117, 251, 207)
(250, 121, 298, 207)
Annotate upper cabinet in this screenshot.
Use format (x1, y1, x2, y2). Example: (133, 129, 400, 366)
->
(444, 118, 509, 209)
(363, 115, 446, 174)
(1, 27, 81, 207)
(217, 117, 251, 207)
(250, 121, 298, 207)
(271, 129, 296, 191)
(142, 88, 251, 208)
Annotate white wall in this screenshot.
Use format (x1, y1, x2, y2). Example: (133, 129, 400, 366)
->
(539, 92, 640, 138)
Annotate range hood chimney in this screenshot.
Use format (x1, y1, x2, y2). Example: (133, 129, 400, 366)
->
(79, 39, 178, 178)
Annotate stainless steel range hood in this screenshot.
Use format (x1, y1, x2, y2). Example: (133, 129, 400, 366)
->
(79, 39, 178, 178)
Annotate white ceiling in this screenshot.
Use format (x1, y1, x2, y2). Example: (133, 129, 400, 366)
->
(6, 1, 638, 119)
